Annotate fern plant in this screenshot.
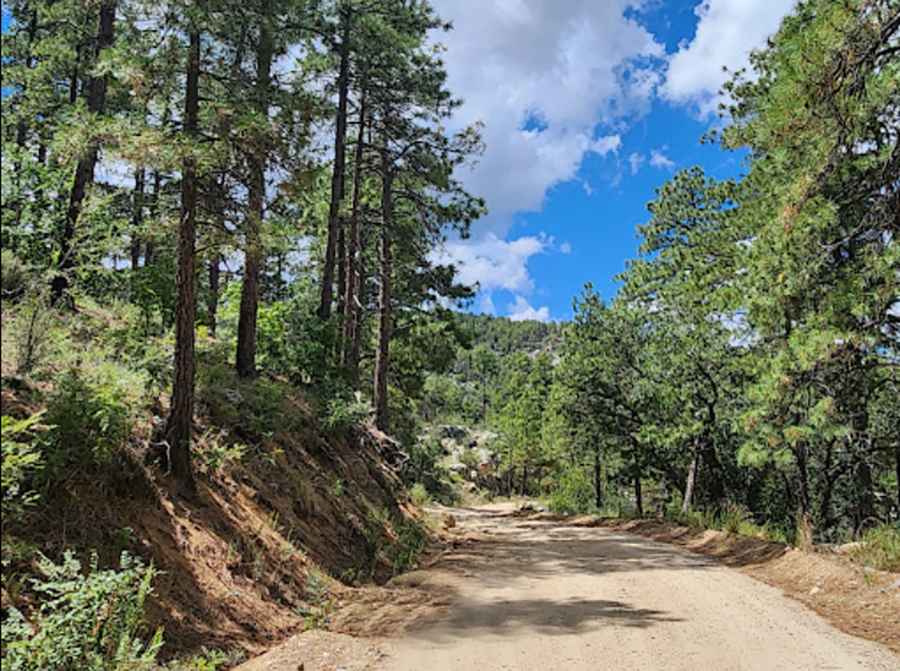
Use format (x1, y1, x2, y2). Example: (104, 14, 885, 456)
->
(1, 551, 163, 671)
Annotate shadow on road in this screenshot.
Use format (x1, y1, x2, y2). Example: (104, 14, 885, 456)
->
(407, 595, 683, 641)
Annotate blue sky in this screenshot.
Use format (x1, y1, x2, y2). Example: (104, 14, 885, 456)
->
(2, 1, 797, 322)
(430, 0, 796, 322)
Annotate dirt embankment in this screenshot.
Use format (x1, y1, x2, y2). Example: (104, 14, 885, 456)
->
(2, 377, 420, 661)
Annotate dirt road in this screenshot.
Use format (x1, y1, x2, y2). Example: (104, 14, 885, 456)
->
(239, 503, 897, 671)
(377, 504, 897, 671)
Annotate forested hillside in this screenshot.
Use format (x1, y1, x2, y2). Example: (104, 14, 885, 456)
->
(1, 0, 482, 667)
(1, 0, 898, 669)
(414, 0, 899, 549)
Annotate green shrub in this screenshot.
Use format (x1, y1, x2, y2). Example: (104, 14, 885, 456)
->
(409, 483, 430, 507)
(194, 429, 248, 474)
(11, 295, 55, 374)
(762, 524, 794, 545)
(253, 290, 339, 384)
(1, 551, 163, 671)
(389, 518, 428, 575)
(324, 393, 371, 433)
(402, 436, 459, 505)
(1, 249, 30, 300)
(362, 510, 428, 577)
(162, 648, 245, 671)
(42, 366, 140, 480)
(665, 506, 717, 530)
(850, 524, 900, 572)
(1, 412, 46, 519)
(196, 359, 300, 439)
(548, 467, 595, 515)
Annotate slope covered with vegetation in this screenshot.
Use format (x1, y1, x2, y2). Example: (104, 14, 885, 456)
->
(1, 0, 477, 667)
(1, 299, 431, 666)
(418, 0, 899, 554)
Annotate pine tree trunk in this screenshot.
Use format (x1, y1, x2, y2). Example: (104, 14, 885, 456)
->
(593, 447, 603, 510)
(634, 473, 643, 517)
(854, 456, 876, 535)
(682, 439, 700, 514)
(373, 151, 393, 432)
(34, 142, 47, 206)
(145, 170, 161, 266)
(235, 8, 273, 378)
(851, 398, 876, 535)
(342, 88, 367, 384)
(165, 26, 201, 499)
(819, 441, 837, 535)
(795, 443, 814, 548)
(520, 464, 528, 496)
(130, 167, 145, 270)
(52, 1, 116, 304)
(337, 221, 346, 319)
(207, 256, 220, 337)
(68, 41, 81, 105)
(318, 9, 352, 320)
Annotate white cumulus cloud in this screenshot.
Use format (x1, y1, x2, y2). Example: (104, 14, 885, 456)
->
(432, 233, 552, 295)
(508, 296, 551, 323)
(590, 134, 623, 156)
(649, 148, 675, 170)
(431, 0, 664, 234)
(662, 0, 797, 117)
(628, 152, 645, 175)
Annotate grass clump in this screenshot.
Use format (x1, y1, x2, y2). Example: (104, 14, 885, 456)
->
(409, 482, 430, 507)
(665, 503, 795, 545)
(849, 524, 900, 572)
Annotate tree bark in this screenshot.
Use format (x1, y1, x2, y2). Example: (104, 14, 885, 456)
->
(144, 170, 161, 266)
(318, 7, 352, 320)
(520, 464, 528, 497)
(682, 439, 700, 514)
(593, 447, 603, 510)
(634, 470, 643, 518)
(52, 1, 116, 303)
(207, 255, 220, 337)
(818, 440, 838, 535)
(795, 443, 814, 548)
(851, 398, 877, 534)
(373, 149, 393, 431)
(165, 26, 201, 499)
(337, 221, 346, 318)
(130, 167, 145, 270)
(235, 7, 273, 378)
(342, 87, 367, 384)
(854, 455, 877, 534)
